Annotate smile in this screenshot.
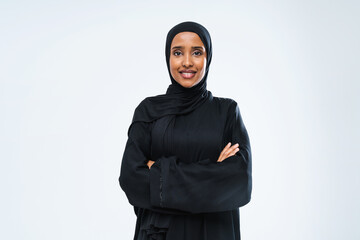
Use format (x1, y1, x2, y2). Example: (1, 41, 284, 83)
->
(180, 72, 196, 79)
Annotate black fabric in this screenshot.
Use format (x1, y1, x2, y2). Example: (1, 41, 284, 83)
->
(119, 21, 252, 240)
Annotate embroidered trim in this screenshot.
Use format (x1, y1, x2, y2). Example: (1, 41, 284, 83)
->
(159, 176, 163, 207)
(145, 224, 167, 239)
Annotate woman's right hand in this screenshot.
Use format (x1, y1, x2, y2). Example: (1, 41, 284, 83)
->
(217, 142, 239, 162)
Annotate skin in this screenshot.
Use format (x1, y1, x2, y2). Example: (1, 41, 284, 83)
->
(169, 31, 207, 88)
(147, 31, 239, 168)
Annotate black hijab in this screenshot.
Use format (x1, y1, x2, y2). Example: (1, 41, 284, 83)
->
(128, 21, 213, 156)
(165, 21, 212, 93)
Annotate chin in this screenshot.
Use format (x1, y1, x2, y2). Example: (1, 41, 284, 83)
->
(176, 78, 201, 88)
(181, 82, 195, 88)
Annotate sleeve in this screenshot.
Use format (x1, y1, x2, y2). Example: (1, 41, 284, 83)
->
(118, 120, 192, 215)
(149, 101, 252, 214)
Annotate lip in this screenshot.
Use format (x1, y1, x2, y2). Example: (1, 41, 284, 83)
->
(179, 69, 197, 79)
(180, 69, 196, 73)
(180, 72, 196, 79)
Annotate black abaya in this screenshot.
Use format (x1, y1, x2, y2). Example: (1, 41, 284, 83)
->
(118, 21, 252, 240)
(119, 94, 252, 239)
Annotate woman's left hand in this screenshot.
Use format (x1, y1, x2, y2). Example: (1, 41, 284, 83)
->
(147, 160, 155, 169)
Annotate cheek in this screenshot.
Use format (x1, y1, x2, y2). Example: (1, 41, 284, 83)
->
(169, 59, 180, 78)
(169, 60, 175, 72)
(170, 58, 179, 69)
(197, 58, 206, 72)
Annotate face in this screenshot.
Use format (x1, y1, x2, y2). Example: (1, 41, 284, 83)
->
(169, 32, 207, 88)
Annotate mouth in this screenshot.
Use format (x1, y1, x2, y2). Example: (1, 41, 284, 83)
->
(179, 70, 197, 79)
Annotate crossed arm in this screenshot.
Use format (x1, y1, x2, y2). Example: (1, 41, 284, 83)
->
(120, 100, 252, 214)
(146, 142, 239, 168)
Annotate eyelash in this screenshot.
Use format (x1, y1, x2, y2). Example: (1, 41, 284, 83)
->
(173, 51, 202, 56)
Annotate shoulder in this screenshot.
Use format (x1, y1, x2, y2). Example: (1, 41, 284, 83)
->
(133, 96, 152, 114)
(211, 96, 239, 112)
(128, 97, 153, 127)
(134, 94, 162, 111)
(137, 96, 151, 107)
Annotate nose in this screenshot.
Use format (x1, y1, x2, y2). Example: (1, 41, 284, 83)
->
(182, 53, 193, 67)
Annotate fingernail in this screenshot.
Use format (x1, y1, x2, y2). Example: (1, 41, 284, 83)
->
(228, 142, 231, 146)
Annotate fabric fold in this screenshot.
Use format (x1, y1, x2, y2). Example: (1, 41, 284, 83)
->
(138, 208, 173, 240)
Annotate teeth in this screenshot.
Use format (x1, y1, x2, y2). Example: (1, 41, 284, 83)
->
(182, 72, 195, 75)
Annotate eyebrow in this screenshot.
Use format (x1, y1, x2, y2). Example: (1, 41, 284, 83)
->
(171, 46, 204, 50)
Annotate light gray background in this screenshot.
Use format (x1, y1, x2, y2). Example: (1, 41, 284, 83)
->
(1, 0, 359, 239)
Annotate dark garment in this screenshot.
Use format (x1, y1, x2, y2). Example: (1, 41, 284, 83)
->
(119, 95, 252, 240)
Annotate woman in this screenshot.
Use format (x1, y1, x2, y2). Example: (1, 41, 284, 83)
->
(119, 21, 252, 240)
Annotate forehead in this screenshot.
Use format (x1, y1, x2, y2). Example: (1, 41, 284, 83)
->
(171, 31, 204, 47)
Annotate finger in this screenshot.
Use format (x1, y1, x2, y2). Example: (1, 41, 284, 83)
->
(229, 147, 240, 156)
(221, 148, 240, 162)
(223, 146, 240, 161)
(147, 160, 154, 168)
(217, 153, 225, 162)
(218, 142, 237, 162)
(217, 156, 225, 162)
(222, 142, 231, 153)
(224, 143, 239, 156)
(218, 142, 231, 161)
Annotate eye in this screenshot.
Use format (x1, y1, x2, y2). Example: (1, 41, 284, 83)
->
(173, 51, 182, 56)
(193, 51, 202, 56)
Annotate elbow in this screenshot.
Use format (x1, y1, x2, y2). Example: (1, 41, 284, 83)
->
(241, 175, 252, 207)
(118, 172, 128, 192)
(118, 164, 135, 193)
(236, 188, 252, 209)
(236, 171, 252, 208)
(241, 189, 252, 207)
(118, 173, 137, 207)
